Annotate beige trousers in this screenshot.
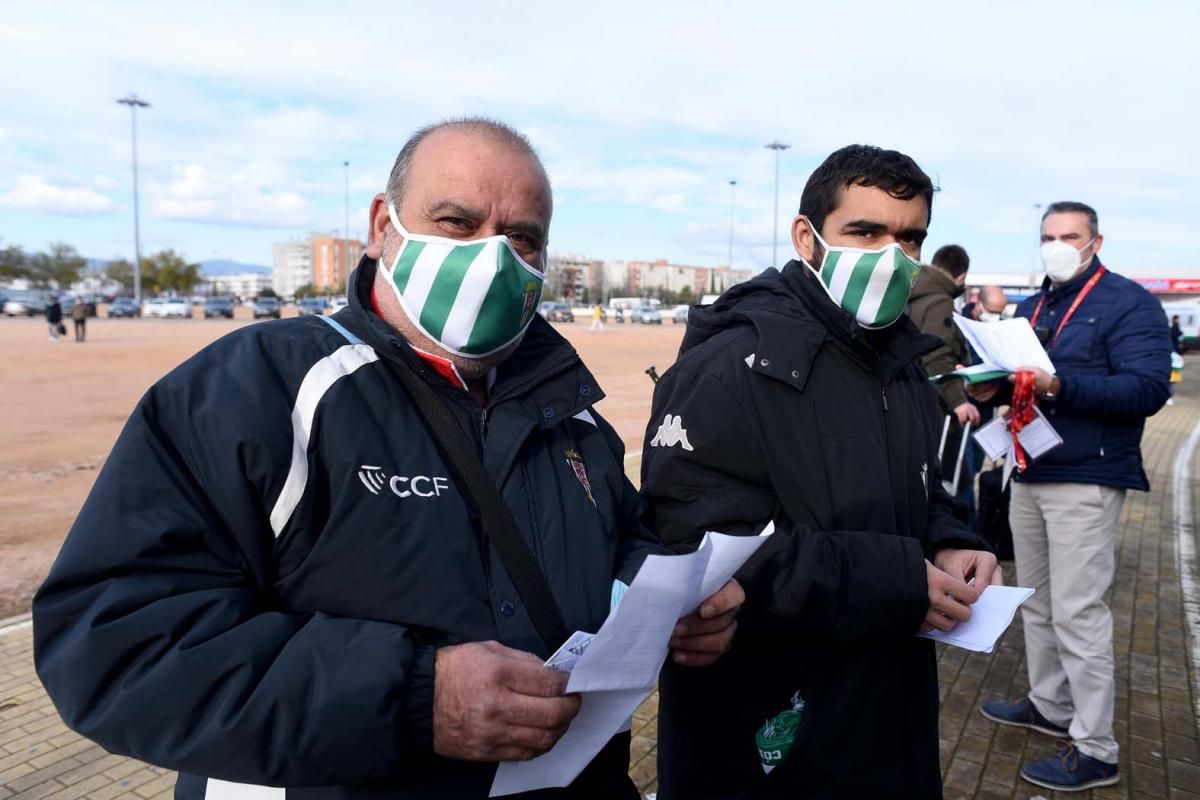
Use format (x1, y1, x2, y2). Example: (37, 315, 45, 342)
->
(1010, 481, 1125, 764)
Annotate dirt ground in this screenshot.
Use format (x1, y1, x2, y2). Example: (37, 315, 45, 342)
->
(0, 313, 685, 618)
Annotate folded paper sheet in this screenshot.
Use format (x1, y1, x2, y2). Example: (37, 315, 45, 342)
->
(918, 585, 1035, 653)
(490, 524, 773, 796)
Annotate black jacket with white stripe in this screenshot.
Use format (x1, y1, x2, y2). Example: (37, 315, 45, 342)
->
(641, 263, 991, 800)
(33, 257, 654, 799)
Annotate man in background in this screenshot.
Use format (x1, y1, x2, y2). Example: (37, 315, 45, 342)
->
(977, 201, 1171, 792)
(909, 244, 979, 429)
(977, 285, 1009, 321)
(909, 244, 979, 525)
(70, 296, 88, 342)
(44, 293, 62, 343)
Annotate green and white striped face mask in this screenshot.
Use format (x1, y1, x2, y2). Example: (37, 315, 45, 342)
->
(382, 202, 545, 359)
(801, 221, 921, 329)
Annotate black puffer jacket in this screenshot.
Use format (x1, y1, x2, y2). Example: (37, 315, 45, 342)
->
(641, 262, 989, 800)
(34, 257, 654, 799)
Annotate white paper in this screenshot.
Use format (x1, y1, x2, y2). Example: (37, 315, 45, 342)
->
(491, 524, 774, 796)
(918, 585, 1035, 653)
(953, 315, 1056, 377)
(487, 688, 650, 797)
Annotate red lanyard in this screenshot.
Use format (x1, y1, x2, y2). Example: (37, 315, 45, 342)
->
(1030, 266, 1106, 351)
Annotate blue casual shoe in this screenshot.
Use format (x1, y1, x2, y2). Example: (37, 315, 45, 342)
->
(979, 697, 1069, 737)
(1021, 742, 1119, 792)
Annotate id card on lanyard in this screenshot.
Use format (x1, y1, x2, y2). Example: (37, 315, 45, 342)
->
(1030, 266, 1106, 351)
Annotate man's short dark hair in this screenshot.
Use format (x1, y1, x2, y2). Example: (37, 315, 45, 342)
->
(799, 144, 936, 234)
(1042, 201, 1098, 238)
(386, 117, 543, 209)
(932, 244, 969, 277)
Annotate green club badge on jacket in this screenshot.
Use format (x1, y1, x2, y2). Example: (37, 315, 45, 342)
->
(756, 692, 805, 773)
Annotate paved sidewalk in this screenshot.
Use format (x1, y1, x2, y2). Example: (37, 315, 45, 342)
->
(2, 384, 1199, 799)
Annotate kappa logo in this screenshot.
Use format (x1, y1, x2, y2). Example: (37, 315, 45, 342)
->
(357, 465, 450, 499)
(650, 414, 694, 451)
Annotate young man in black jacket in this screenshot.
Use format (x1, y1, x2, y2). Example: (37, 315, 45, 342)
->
(641, 145, 1000, 799)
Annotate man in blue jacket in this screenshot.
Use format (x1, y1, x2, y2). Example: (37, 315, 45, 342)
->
(32, 118, 741, 799)
(976, 201, 1171, 792)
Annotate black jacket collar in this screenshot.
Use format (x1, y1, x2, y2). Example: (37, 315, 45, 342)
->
(780, 260, 942, 381)
(681, 260, 941, 391)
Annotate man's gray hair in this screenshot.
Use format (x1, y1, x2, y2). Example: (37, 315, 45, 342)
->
(1042, 201, 1099, 238)
(384, 117, 543, 209)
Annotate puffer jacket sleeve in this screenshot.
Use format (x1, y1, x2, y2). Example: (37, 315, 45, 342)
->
(640, 362, 928, 642)
(912, 292, 968, 412)
(33, 374, 436, 787)
(1057, 288, 1172, 417)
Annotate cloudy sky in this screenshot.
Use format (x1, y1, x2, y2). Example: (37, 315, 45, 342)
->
(1, 0, 1197, 277)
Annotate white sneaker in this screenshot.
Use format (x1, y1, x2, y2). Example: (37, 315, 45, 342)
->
(1167, 398, 1175, 406)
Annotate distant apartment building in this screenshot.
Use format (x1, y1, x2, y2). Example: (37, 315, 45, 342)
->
(545, 254, 601, 303)
(604, 258, 755, 301)
(311, 234, 364, 293)
(272, 239, 313, 300)
(272, 235, 365, 297)
(206, 271, 273, 299)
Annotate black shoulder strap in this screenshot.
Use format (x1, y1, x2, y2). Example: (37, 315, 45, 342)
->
(324, 314, 569, 650)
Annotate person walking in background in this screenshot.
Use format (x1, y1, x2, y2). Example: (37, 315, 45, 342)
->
(1171, 315, 1184, 354)
(44, 294, 63, 343)
(70, 296, 88, 342)
(1168, 350, 1183, 405)
(590, 302, 605, 333)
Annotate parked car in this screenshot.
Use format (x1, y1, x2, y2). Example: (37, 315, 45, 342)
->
(143, 297, 191, 319)
(204, 296, 236, 319)
(296, 297, 327, 316)
(3, 289, 48, 316)
(672, 305, 689, 324)
(538, 301, 575, 323)
(633, 305, 663, 324)
(107, 297, 141, 318)
(330, 295, 349, 314)
(254, 297, 283, 319)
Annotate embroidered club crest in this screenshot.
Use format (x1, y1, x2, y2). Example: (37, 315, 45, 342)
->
(521, 280, 540, 324)
(564, 449, 596, 507)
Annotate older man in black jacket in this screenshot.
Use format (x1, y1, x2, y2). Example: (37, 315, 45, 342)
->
(33, 118, 741, 800)
(642, 145, 999, 799)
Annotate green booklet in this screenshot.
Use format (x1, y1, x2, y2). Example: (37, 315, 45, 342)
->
(929, 366, 1011, 385)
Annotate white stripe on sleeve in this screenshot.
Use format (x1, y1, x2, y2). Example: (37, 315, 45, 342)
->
(269, 344, 379, 537)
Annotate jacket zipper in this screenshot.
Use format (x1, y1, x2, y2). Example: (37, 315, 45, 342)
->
(882, 384, 889, 412)
(479, 407, 491, 443)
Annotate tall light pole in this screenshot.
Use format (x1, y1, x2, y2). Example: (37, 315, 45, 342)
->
(343, 160, 350, 286)
(764, 140, 790, 267)
(117, 93, 150, 303)
(1031, 203, 1043, 289)
(727, 179, 737, 269)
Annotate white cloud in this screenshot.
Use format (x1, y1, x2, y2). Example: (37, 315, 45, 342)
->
(149, 163, 312, 227)
(1, 1, 1199, 270)
(0, 175, 115, 213)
